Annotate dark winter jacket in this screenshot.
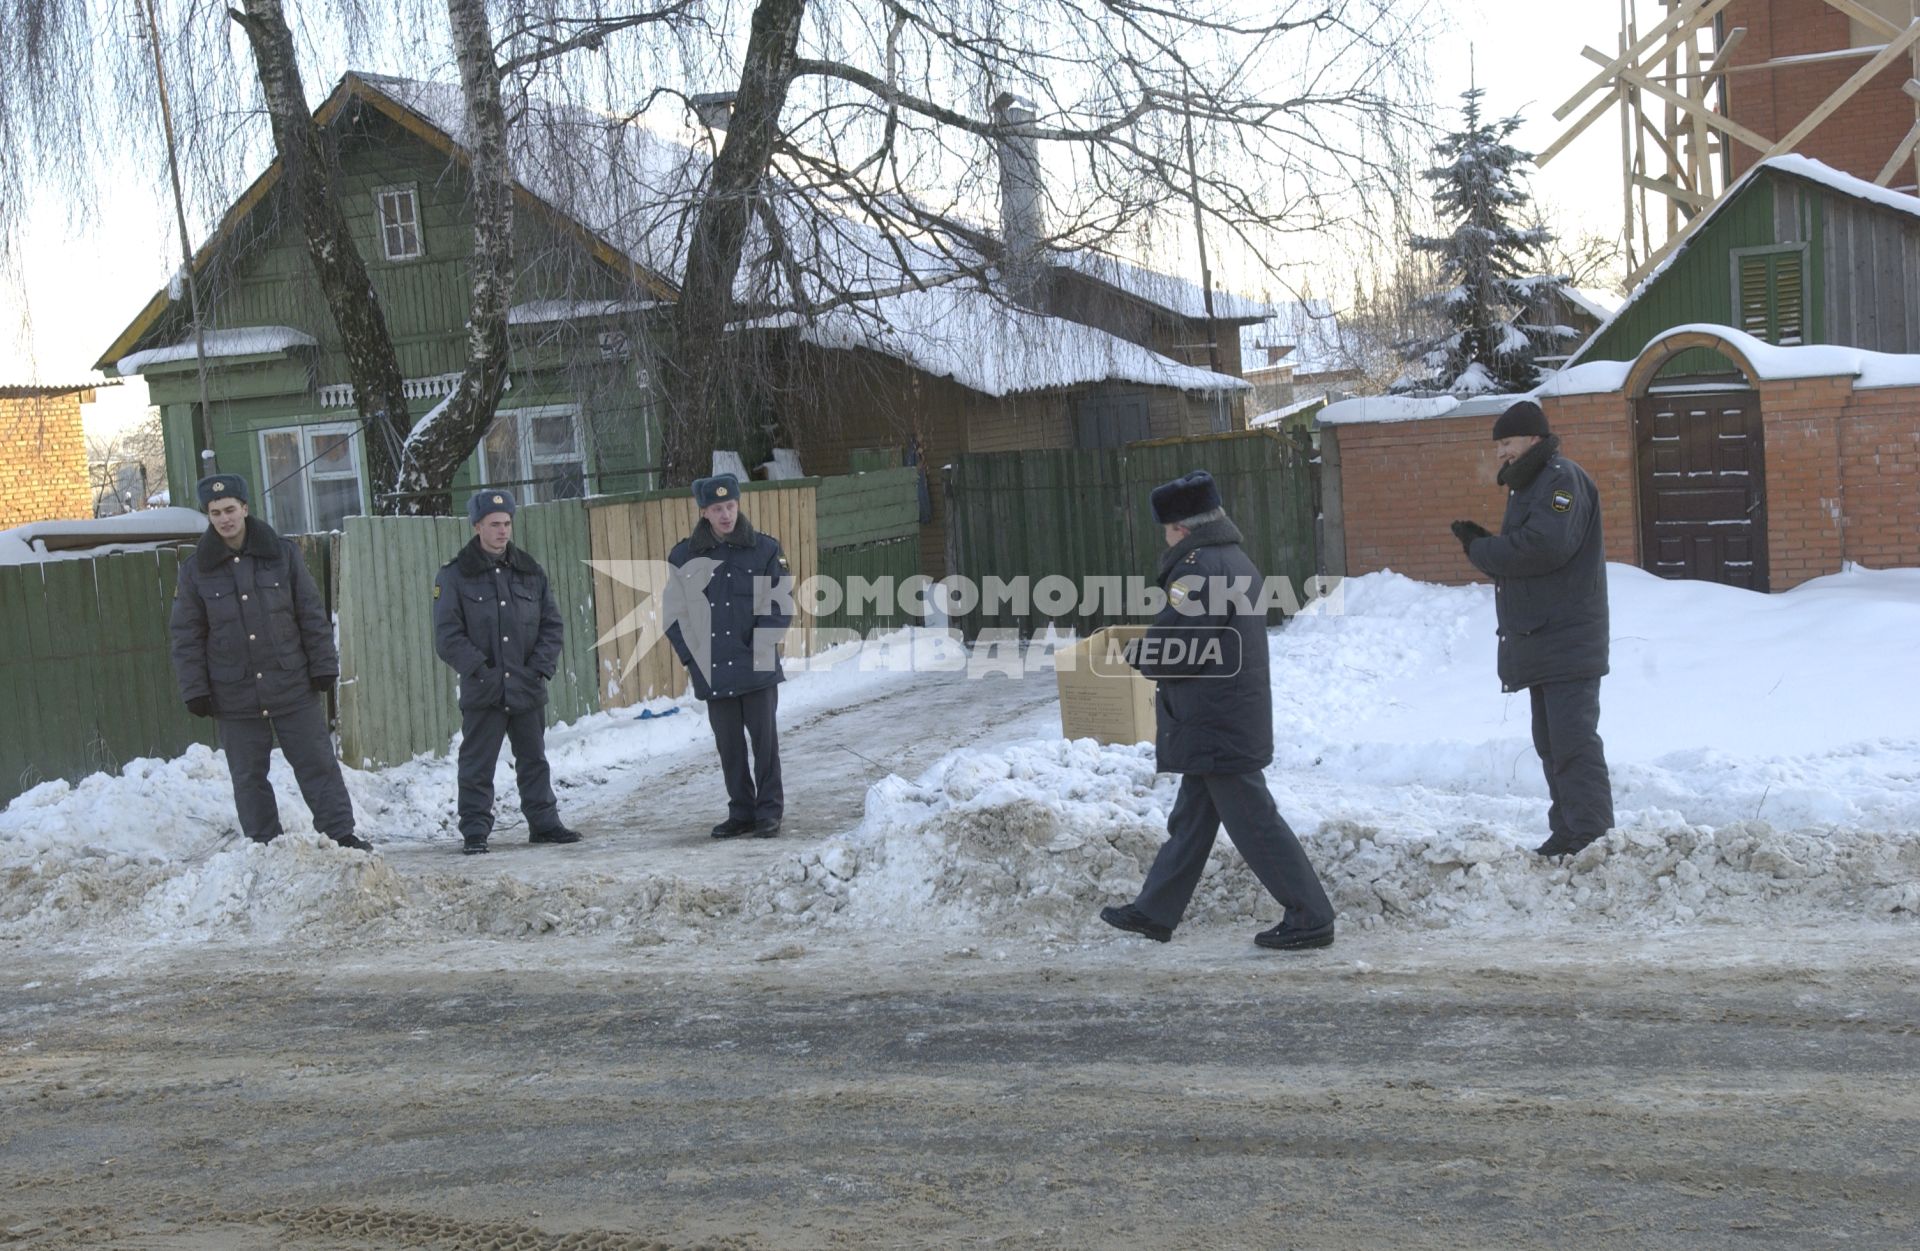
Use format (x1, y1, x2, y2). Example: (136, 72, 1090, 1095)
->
(1130, 517, 1274, 775)
(664, 516, 792, 701)
(432, 538, 565, 713)
(168, 517, 334, 719)
(1467, 434, 1611, 692)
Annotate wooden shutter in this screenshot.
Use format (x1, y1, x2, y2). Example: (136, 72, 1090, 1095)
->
(1735, 251, 1806, 346)
(1773, 254, 1804, 345)
(1737, 255, 1771, 339)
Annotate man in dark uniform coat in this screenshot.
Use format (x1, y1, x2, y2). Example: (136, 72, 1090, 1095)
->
(664, 473, 793, 839)
(1101, 470, 1336, 951)
(432, 490, 581, 854)
(1452, 399, 1615, 857)
(168, 474, 369, 851)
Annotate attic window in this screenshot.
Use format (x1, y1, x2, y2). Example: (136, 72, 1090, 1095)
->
(1731, 246, 1806, 346)
(375, 184, 424, 261)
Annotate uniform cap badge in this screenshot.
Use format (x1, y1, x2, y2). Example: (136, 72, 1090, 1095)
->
(493, 494, 504, 504)
(716, 486, 729, 497)
(212, 481, 224, 492)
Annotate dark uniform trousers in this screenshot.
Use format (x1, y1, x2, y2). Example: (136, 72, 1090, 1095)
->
(708, 685, 782, 823)
(1529, 678, 1614, 841)
(458, 707, 561, 843)
(1136, 772, 1334, 930)
(216, 698, 356, 844)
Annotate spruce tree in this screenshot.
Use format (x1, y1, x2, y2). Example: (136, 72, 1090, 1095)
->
(1397, 87, 1576, 394)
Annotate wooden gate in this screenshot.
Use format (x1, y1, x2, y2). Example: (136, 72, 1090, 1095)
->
(1634, 390, 1768, 591)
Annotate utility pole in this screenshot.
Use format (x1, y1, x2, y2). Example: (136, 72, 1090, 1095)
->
(136, 0, 216, 469)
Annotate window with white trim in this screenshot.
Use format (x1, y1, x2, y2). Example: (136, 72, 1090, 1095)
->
(375, 184, 424, 261)
(259, 423, 365, 535)
(479, 406, 588, 503)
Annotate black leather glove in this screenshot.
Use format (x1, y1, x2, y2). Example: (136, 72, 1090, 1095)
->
(311, 675, 336, 694)
(1451, 520, 1490, 553)
(186, 695, 212, 719)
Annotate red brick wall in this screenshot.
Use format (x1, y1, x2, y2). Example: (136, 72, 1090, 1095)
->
(1757, 377, 1920, 584)
(1725, 0, 1918, 189)
(0, 392, 92, 527)
(1331, 377, 1920, 591)
(1333, 395, 1635, 587)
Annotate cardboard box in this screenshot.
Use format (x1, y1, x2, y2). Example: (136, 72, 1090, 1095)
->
(1054, 625, 1157, 746)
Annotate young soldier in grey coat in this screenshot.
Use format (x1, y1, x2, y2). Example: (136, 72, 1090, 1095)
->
(168, 474, 369, 851)
(664, 474, 793, 839)
(1102, 470, 1336, 951)
(1453, 399, 1615, 857)
(432, 490, 581, 854)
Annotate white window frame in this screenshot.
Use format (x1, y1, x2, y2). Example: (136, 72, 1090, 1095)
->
(374, 183, 424, 261)
(257, 422, 367, 535)
(477, 404, 590, 504)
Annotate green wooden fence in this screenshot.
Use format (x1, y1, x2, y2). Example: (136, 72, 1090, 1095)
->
(334, 499, 598, 769)
(1, 469, 918, 806)
(815, 468, 922, 636)
(943, 429, 1316, 639)
(0, 535, 334, 807)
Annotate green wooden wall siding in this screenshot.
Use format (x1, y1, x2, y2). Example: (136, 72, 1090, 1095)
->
(814, 468, 920, 547)
(943, 430, 1316, 640)
(0, 535, 333, 808)
(814, 538, 923, 635)
(812, 467, 924, 637)
(1582, 173, 1823, 372)
(333, 498, 598, 770)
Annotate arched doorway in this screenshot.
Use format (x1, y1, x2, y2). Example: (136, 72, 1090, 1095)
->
(1625, 334, 1769, 592)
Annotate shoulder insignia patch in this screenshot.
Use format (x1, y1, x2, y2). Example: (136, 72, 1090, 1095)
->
(433, 583, 441, 599)
(776, 554, 790, 571)
(1551, 488, 1574, 513)
(1168, 582, 1189, 606)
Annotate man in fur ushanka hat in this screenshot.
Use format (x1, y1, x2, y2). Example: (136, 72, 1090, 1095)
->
(1099, 469, 1337, 952)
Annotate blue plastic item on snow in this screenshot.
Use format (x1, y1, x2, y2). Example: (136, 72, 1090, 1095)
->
(636, 707, 681, 720)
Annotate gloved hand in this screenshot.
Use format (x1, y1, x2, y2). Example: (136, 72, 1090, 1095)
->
(186, 695, 212, 718)
(1451, 520, 1490, 553)
(311, 675, 336, 694)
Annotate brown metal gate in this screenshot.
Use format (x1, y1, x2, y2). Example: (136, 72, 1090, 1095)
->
(1634, 390, 1768, 591)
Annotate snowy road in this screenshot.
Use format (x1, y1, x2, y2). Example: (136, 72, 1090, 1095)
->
(2, 929, 1916, 1249)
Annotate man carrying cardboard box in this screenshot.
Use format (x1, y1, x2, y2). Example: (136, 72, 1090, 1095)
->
(1099, 470, 1337, 951)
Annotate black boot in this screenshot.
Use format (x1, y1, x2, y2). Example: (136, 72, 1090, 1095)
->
(1254, 918, 1335, 951)
(1099, 904, 1172, 943)
(462, 838, 489, 855)
(329, 832, 373, 852)
(1533, 830, 1599, 858)
(529, 825, 582, 845)
(752, 816, 782, 838)
(710, 817, 755, 839)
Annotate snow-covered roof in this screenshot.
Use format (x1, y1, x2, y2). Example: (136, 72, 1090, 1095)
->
(116, 327, 316, 376)
(1565, 288, 1621, 321)
(1240, 300, 1352, 376)
(0, 507, 208, 565)
(1568, 154, 1920, 367)
(507, 299, 661, 326)
(1050, 250, 1269, 323)
(763, 284, 1249, 397)
(1248, 393, 1327, 427)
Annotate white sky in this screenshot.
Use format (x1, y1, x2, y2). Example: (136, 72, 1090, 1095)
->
(0, 0, 1643, 429)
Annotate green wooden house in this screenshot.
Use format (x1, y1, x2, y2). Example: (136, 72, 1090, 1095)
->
(98, 73, 1260, 537)
(1567, 153, 1920, 378)
(97, 73, 677, 531)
